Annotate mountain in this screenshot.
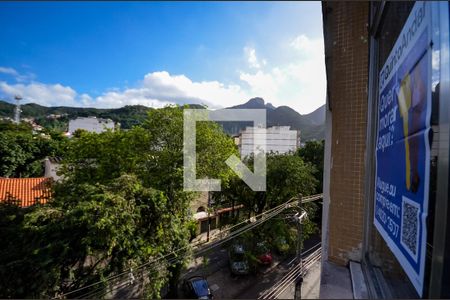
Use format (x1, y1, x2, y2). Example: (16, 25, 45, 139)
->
(222, 98, 325, 141)
(303, 105, 325, 125)
(0, 98, 325, 141)
(0, 100, 153, 130)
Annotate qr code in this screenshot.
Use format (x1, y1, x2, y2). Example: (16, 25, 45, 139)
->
(400, 197, 420, 261)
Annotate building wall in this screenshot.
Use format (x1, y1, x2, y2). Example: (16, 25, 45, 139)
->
(68, 117, 115, 134)
(44, 158, 62, 182)
(190, 191, 209, 214)
(322, 2, 369, 266)
(239, 126, 300, 158)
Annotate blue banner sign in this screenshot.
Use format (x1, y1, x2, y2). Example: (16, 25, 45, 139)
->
(375, 2, 431, 296)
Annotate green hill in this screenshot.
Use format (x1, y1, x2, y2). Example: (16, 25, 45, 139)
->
(0, 100, 153, 130)
(0, 99, 325, 140)
(222, 98, 325, 141)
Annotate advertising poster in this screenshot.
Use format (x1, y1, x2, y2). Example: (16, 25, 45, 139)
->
(374, 2, 431, 296)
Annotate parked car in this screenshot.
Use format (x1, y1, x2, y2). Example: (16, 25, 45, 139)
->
(255, 241, 273, 265)
(228, 244, 250, 275)
(183, 276, 213, 299)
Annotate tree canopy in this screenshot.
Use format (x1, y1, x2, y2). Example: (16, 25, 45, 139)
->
(297, 140, 324, 193)
(0, 106, 239, 298)
(217, 153, 318, 216)
(0, 125, 67, 178)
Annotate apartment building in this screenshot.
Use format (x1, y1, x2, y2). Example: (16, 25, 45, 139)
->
(237, 126, 300, 158)
(68, 117, 115, 135)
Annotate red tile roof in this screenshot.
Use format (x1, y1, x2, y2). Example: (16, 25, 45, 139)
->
(0, 177, 52, 207)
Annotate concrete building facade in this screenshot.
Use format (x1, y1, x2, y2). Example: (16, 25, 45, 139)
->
(237, 126, 300, 158)
(68, 117, 115, 135)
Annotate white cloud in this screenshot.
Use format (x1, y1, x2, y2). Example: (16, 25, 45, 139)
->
(291, 34, 316, 52)
(239, 35, 326, 113)
(432, 49, 440, 70)
(0, 71, 251, 109)
(244, 47, 264, 69)
(0, 66, 36, 83)
(0, 67, 19, 77)
(0, 34, 325, 114)
(0, 81, 78, 107)
(141, 71, 249, 108)
(86, 71, 250, 108)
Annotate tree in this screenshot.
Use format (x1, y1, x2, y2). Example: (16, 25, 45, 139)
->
(0, 175, 179, 299)
(140, 106, 238, 296)
(0, 119, 33, 132)
(141, 106, 238, 200)
(218, 153, 317, 216)
(0, 106, 239, 298)
(297, 140, 324, 193)
(266, 153, 317, 209)
(0, 130, 67, 178)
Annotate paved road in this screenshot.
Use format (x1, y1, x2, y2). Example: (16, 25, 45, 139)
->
(237, 236, 321, 299)
(178, 235, 321, 299)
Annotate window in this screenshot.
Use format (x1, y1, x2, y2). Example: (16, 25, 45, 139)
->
(364, 2, 449, 298)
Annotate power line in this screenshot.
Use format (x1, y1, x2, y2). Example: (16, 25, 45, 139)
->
(59, 194, 323, 298)
(259, 246, 321, 299)
(63, 194, 323, 298)
(95, 194, 323, 299)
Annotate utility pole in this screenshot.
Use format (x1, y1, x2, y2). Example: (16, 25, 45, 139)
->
(207, 191, 211, 242)
(207, 210, 211, 242)
(294, 193, 303, 300)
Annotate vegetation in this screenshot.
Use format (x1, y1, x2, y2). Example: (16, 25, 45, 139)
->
(0, 176, 175, 298)
(0, 122, 68, 178)
(0, 98, 325, 140)
(0, 103, 325, 298)
(224, 98, 325, 141)
(296, 140, 325, 193)
(0, 106, 238, 299)
(0, 100, 207, 131)
(216, 153, 317, 217)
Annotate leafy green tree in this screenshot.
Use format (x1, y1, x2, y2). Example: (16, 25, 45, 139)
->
(297, 140, 324, 193)
(62, 127, 152, 184)
(0, 132, 29, 177)
(218, 153, 317, 216)
(141, 106, 238, 200)
(0, 120, 68, 178)
(11, 106, 238, 298)
(0, 120, 33, 132)
(0, 175, 180, 299)
(0, 130, 67, 178)
(266, 154, 317, 208)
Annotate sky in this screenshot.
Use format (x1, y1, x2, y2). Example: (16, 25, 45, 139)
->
(0, 1, 326, 114)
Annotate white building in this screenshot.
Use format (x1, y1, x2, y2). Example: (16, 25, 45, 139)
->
(68, 117, 115, 135)
(237, 126, 300, 158)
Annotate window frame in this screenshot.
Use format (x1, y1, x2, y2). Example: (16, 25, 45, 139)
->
(362, 2, 450, 298)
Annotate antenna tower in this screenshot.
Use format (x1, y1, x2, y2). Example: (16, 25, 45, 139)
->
(14, 95, 22, 124)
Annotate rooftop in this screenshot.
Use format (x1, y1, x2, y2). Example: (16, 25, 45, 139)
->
(0, 177, 52, 207)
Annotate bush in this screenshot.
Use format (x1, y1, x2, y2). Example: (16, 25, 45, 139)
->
(187, 220, 198, 241)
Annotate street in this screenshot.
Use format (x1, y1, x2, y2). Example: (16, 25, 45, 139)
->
(178, 235, 321, 299)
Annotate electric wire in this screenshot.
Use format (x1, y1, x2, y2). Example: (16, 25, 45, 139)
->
(59, 194, 323, 298)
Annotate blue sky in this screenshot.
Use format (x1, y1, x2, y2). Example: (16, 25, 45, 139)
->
(0, 1, 325, 114)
